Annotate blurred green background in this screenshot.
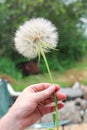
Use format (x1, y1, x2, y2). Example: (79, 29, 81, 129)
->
(0, 0, 87, 90)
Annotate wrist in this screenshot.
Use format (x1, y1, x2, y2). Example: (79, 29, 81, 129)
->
(0, 111, 23, 130)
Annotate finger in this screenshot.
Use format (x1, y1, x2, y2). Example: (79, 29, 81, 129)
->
(33, 85, 58, 102)
(43, 94, 66, 106)
(23, 83, 51, 93)
(44, 92, 66, 105)
(43, 92, 66, 106)
(44, 97, 54, 105)
(31, 83, 60, 92)
(56, 91, 66, 100)
(42, 101, 64, 116)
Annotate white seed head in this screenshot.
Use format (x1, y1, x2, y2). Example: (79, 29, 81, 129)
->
(14, 17, 58, 59)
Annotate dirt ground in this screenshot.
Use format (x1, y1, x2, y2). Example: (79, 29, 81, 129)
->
(64, 123, 87, 130)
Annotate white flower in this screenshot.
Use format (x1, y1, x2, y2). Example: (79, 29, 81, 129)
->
(14, 17, 58, 59)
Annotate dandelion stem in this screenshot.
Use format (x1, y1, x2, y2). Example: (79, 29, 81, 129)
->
(40, 47, 59, 130)
(41, 52, 53, 83)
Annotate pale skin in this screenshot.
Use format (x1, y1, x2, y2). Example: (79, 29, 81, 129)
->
(0, 83, 66, 130)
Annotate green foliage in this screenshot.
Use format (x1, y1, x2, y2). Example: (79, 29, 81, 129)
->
(0, 57, 22, 79)
(0, 0, 87, 74)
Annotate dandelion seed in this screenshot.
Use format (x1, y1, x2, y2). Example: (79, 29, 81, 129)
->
(14, 17, 58, 59)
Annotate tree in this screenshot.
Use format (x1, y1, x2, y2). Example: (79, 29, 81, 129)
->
(0, 0, 87, 70)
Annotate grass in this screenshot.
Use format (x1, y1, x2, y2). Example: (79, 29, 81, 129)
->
(0, 56, 87, 91)
(11, 57, 87, 91)
(12, 72, 70, 91)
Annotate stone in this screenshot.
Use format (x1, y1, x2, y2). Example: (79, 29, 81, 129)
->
(80, 110, 84, 119)
(81, 85, 87, 100)
(60, 87, 83, 100)
(75, 98, 87, 110)
(80, 100, 87, 110)
(58, 101, 82, 123)
(40, 100, 83, 124)
(34, 86, 87, 126)
(83, 109, 87, 122)
(75, 98, 82, 107)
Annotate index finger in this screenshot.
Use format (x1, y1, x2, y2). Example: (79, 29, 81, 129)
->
(27, 83, 60, 93)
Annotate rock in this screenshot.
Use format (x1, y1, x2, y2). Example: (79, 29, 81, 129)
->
(83, 109, 87, 122)
(80, 100, 87, 110)
(75, 98, 82, 107)
(60, 87, 83, 100)
(80, 110, 84, 119)
(72, 81, 80, 89)
(39, 85, 87, 125)
(81, 85, 87, 100)
(59, 101, 82, 123)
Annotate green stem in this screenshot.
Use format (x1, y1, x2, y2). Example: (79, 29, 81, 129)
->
(41, 48, 59, 130)
(41, 52, 53, 83)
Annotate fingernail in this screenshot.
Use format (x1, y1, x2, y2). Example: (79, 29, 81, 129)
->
(47, 85, 55, 92)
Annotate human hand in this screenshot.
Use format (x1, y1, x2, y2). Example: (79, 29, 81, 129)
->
(0, 83, 66, 130)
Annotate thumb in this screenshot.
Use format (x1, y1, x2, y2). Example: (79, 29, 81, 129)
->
(34, 85, 56, 102)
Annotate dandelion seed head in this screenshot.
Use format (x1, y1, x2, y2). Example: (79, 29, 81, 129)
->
(14, 17, 58, 59)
